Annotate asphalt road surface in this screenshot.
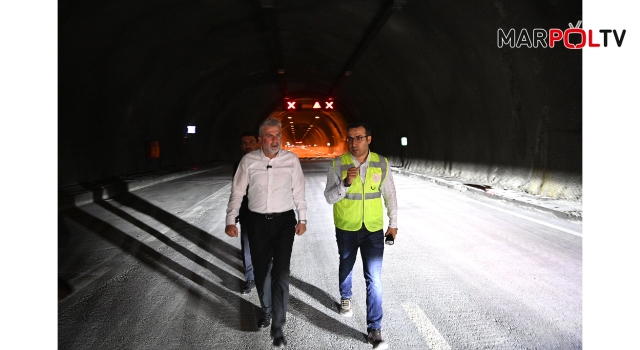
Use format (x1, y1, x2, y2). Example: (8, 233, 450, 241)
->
(58, 160, 582, 349)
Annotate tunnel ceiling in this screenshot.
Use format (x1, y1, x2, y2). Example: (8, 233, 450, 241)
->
(59, 0, 582, 199)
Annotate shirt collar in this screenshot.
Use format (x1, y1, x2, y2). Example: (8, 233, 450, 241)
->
(260, 148, 281, 160)
(350, 150, 370, 167)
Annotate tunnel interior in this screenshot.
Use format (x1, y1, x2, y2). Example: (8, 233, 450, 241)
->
(58, 0, 582, 201)
(268, 97, 349, 158)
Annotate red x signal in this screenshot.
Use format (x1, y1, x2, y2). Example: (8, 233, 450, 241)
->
(325, 101, 334, 109)
(287, 101, 296, 109)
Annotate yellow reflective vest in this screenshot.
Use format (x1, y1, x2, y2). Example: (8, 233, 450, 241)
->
(332, 152, 389, 232)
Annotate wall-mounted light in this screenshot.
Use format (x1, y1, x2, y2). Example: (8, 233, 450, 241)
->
(327, 143, 331, 146)
(187, 126, 196, 134)
(401, 137, 407, 146)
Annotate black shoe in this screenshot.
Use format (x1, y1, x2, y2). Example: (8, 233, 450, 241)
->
(272, 336, 287, 348)
(367, 329, 388, 349)
(241, 280, 255, 295)
(257, 312, 271, 328)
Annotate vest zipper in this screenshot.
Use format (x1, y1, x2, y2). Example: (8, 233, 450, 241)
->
(361, 174, 365, 226)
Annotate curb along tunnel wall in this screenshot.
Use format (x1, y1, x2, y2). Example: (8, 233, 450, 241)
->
(58, 1, 581, 201)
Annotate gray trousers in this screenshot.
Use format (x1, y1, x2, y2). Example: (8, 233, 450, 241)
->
(240, 223, 254, 281)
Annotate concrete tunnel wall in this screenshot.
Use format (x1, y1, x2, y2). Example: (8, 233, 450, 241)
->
(58, 1, 582, 201)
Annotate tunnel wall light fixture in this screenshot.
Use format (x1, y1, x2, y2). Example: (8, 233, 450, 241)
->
(187, 126, 196, 134)
(401, 137, 407, 146)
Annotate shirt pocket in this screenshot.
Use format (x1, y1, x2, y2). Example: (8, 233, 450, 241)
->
(272, 167, 293, 190)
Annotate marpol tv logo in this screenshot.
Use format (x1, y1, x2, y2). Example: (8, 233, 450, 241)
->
(497, 21, 626, 49)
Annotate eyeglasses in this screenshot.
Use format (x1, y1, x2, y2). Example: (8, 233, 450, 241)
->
(346, 135, 368, 143)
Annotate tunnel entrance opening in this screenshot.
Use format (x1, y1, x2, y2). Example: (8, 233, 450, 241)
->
(268, 97, 348, 159)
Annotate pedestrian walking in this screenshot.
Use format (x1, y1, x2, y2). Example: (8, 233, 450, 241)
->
(232, 131, 263, 295)
(324, 121, 398, 349)
(226, 118, 307, 348)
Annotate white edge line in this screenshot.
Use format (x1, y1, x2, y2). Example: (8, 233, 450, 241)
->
(158, 183, 231, 234)
(192, 183, 231, 208)
(466, 197, 582, 237)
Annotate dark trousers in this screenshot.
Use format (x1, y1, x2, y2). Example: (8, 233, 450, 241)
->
(246, 209, 296, 338)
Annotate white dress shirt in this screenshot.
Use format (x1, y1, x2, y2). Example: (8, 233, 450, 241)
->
(226, 148, 307, 225)
(324, 151, 398, 228)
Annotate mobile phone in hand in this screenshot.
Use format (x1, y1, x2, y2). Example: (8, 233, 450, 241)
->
(385, 234, 394, 245)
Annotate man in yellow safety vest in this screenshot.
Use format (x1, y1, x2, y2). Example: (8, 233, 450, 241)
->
(324, 122, 398, 350)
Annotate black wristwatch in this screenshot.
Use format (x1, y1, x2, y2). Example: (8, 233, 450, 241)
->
(343, 178, 351, 187)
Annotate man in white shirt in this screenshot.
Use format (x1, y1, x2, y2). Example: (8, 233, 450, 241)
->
(324, 122, 397, 350)
(225, 118, 307, 348)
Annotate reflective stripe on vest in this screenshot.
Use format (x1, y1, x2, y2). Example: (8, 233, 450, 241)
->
(344, 192, 382, 200)
(332, 152, 388, 231)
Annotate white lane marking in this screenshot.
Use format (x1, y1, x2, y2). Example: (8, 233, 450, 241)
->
(192, 183, 231, 208)
(157, 183, 231, 234)
(187, 206, 202, 216)
(465, 197, 582, 237)
(402, 302, 451, 350)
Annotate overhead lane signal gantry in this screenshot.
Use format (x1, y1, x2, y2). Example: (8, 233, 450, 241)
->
(284, 98, 335, 110)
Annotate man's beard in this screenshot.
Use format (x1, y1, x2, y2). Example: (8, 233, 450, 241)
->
(264, 143, 280, 155)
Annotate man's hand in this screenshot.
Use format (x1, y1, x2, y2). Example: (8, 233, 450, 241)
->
(385, 227, 398, 240)
(295, 223, 306, 236)
(345, 166, 360, 186)
(225, 224, 238, 237)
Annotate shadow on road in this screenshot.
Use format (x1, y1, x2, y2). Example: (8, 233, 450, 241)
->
(100, 188, 243, 288)
(59, 178, 364, 343)
(290, 276, 338, 311)
(62, 206, 260, 332)
(289, 295, 367, 343)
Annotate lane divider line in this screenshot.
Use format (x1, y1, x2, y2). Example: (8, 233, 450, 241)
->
(402, 302, 451, 350)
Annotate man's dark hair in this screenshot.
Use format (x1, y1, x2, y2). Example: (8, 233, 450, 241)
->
(346, 122, 371, 136)
(240, 131, 258, 140)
